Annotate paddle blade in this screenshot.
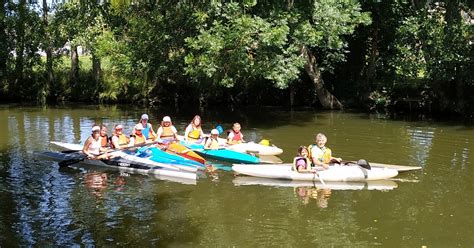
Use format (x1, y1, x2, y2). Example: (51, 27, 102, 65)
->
(357, 159, 371, 170)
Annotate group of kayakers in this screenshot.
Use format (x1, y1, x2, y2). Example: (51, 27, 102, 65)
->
(293, 133, 342, 172)
(82, 113, 246, 159)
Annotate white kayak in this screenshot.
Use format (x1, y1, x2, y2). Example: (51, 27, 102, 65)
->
(232, 164, 398, 181)
(233, 177, 398, 190)
(37, 151, 197, 180)
(227, 142, 283, 156)
(268, 162, 421, 172)
(50, 141, 198, 173)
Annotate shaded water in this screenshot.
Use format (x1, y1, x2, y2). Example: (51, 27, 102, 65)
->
(0, 105, 473, 246)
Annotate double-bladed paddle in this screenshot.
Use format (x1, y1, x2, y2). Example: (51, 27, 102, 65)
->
(58, 140, 161, 167)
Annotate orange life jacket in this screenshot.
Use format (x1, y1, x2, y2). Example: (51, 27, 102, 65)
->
(100, 135, 109, 148)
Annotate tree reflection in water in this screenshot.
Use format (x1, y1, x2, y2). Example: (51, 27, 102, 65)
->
(295, 187, 332, 208)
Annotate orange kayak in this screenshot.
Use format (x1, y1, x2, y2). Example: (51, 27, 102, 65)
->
(165, 142, 206, 165)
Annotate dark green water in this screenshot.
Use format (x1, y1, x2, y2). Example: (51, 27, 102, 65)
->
(0, 105, 473, 246)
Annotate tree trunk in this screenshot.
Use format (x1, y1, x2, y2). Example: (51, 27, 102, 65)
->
(41, 0, 52, 105)
(69, 44, 79, 87)
(302, 46, 343, 109)
(91, 51, 101, 99)
(14, 0, 26, 95)
(0, 0, 7, 79)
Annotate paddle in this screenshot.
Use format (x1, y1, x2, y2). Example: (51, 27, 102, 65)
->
(58, 140, 161, 167)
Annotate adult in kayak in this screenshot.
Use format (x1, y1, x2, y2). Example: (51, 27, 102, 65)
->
(129, 124, 147, 146)
(204, 129, 220, 149)
(110, 124, 130, 149)
(133, 114, 157, 141)
(227, 122, 245, 145)
(156, 116, 178, 143)
(100, 125, 110, 148)
(184, 115, 205, 143)
(293, 146, 312, 172)
(83, 125, 111, 160)
(309, 133, 342, 170)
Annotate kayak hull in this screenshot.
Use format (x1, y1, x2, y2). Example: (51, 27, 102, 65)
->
(166, 143, 206, 164)
(227, 142, 283, 156)
(232, 164, 398, 181)
(37, 151, 197, 180)
(181, 142, 260, 164)
(259, 162, 422, 172)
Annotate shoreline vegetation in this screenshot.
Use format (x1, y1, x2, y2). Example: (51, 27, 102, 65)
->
(0, 1, 472, 116)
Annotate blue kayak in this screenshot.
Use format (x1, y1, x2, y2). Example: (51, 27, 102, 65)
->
(182, 142, 260, 164)
(134, 147, 204, 168)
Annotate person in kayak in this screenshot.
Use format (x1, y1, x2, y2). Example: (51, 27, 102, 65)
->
(129, 124, 147, 146)
(100, 125, 110, 148)
(110, 124, 130, 149)
(184, 115, 205, 143)
(227, 122, 245, 145)
(309, 133, 342, 169)
(293, 146, 312, 172)
(204, 129, 220, 150)
(156, 116, 178, 143)
(134, 114, 157, 141)
(83, 125, 110, 159)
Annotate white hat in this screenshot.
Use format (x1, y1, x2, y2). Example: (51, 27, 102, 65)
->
(141, 114, 149, 120)
(162, 116, 171, 122)
(92, 126, 100, 132)
(115, 124, 124, 130)
(134, 124, 144, 130)
(211, 129, 219, 135)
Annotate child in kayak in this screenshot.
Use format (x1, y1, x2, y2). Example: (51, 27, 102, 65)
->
(184, 115, 205, 143)
(83, 125, 110, 160)
(293, 146, 312, 172)
(227, 122, 245, 145)
(204, 129, 220, 150)
(156, 116, 178, 143)
(110, 124, 130, 149)
(309, 133, 342, 170)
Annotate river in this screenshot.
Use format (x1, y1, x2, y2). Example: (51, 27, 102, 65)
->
(0, 105, 472, 246)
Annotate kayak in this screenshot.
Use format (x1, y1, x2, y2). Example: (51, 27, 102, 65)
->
(233, 177, 398, 190)
(165, 142, 206, 164)
(37, 151, 197, 180)
(232, 164, 398, 181)
(267, 162, 422, 172)
(227, 142, 283, 156)
(143, 147, 204, 168)
(183, 142, 260, 164)
(50, 141, 200, 172)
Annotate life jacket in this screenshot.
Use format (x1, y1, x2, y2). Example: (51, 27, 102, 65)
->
(133, 133, 146, 144)
(308, 144, 332, 164)
(292, 157, 311, 171)
(110, 133, 129, 148)
(100, 135, 109, 148)
(205, 137, 219, 150)
(160, 126, 175, 138)
(188, 128, 201, 139)
(87, 137, 101, 156)
(230, 130, 242, 141)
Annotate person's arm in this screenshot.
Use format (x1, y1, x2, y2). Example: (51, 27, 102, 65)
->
(184, 125, 191, 141)
(172, 126, 178, 141)
(111, 136, 121, 149)
(129, 136, 136, 146)
(156, 127, 163, 140)
(204, 138, 212, 149)
(312, 156, 329, 169)
(227, 132, 234, 144)
(148, 123, 157, 140)
(82, 138, 94, 159)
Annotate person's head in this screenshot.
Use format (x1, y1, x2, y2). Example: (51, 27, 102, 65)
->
(134, 124, 144, 134)
(315, 133, 327, 148)
(191, 115, 201, 127)
(114, 124, 124, 134)
(100, 125, 107, 136)
(211, 129, 219, 138)
(232, 123, 241, 133)
(297, 146, 309, 157)
(140, 114, 149, 124)
(91, 125, 100, 138)
(162, 116, 171, 126)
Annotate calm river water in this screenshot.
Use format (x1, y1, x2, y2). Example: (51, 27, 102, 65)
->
(0, 105, 473, 246)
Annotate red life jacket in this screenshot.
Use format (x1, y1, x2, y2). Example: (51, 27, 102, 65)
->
(231, 130, 242, 141)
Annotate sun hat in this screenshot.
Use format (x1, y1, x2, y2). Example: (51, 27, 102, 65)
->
(115, 124, 124, 130)
(92, 126, 100, 132)
(134, 124, 144, 130)
(141, 114, 149, 120)
(211, 129, 219, 135)
(162, 116, 171, 122)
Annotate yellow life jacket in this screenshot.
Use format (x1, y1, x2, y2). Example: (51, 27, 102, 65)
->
(188, 129, 201, 139)
(134, 133, 146, 144)
(160, 126, 174, 138)
(116, 133, 129, 146)
(308, 145, 332, 164)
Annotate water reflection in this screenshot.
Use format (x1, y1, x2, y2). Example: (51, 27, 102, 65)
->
(84, 172, 109, 198)
(295, 187, 332, 208)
